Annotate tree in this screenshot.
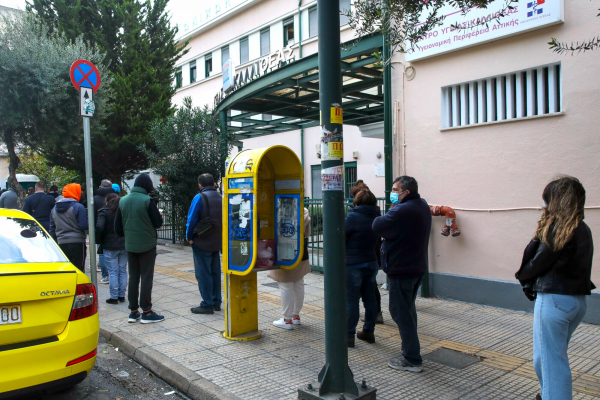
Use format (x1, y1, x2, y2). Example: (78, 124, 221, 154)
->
(0, 13, 111, 207)
(18, 150, 79, 189)
(343, 0, 516, 61)
(28, 0, 188, 185)
(143, 98, 234, 242)
(549, 10, 600, 54)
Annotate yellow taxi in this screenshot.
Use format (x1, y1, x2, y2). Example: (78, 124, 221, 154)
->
(0, 208, 99, 398)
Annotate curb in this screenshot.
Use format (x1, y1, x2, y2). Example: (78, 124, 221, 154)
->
(99, 325, 242, 400)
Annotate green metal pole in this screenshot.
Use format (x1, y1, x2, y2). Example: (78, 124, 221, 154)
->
(383, 23, 393, 213)
(219, 111, 228, 180)
(314, 0, 356, 397)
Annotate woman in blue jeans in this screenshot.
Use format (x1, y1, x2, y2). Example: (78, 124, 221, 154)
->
(516, 176, 595, 400)
(96, 193, 128, 304)
(345, 188, 381, 347)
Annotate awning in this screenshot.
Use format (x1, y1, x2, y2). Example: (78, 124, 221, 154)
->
(215, 34, 384, 139)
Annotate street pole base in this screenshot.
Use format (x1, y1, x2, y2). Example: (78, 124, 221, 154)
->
(222, 330, 261, 341)
(298, 381, 376, 400)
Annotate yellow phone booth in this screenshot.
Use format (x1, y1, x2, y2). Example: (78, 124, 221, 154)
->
(222, 145, 304, 341)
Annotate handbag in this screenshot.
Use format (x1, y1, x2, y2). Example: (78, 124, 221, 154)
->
(193, 193, 214, 238)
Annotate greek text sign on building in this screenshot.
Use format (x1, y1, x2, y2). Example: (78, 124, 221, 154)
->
(406, 0, 564, 61)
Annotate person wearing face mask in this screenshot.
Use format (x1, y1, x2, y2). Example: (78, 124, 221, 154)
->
(372, 176, 432, 373)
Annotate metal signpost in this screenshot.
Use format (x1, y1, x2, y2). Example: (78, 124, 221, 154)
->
(70, 59, 101, 290)
(299, 1, 376, 399)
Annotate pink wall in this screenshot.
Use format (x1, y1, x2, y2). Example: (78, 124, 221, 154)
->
(399, 0, 600, 286)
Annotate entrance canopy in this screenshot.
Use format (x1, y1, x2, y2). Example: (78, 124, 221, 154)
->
(215, 34, 384, 139)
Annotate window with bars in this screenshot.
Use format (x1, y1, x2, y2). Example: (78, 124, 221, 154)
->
(260, 28, 270, 56)
(441, 63, 561, 129)
(175, 67, 182, 89)
(240, 37, 249, 64)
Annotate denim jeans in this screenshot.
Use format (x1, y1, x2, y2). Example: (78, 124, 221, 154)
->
(388, 275, 423, 366)
(104, 249, 128, 299)
(98, 245, 108, 279)
(534, 293, 587, 400)
(192, 246, 222, 308)
(346, 262, 379, 338)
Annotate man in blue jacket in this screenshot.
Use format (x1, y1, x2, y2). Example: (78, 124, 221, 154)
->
(22, 182, 56, 231)
(372, 176, 431, 373)
(186, 173, 223, 315)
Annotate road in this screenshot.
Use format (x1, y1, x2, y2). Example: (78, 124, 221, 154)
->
(24, 336, 190, 400)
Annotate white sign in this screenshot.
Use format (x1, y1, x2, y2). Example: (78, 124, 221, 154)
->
(406, 0, 564, 61)
(375, 163, 385, 177)
(80, 88, 93, 117)
(223, 58, 234, 92)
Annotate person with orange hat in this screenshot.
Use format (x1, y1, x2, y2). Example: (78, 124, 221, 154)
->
(49, 183, 89, 272)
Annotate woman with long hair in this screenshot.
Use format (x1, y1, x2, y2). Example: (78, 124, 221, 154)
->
(516, 176, 595, 400)
(96, 193, 128, 304)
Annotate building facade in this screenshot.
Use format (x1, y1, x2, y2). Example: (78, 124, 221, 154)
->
(172, 0, 600, 322)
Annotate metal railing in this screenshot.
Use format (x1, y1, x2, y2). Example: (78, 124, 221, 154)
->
(157, 199, 177, 243)
(305, 197, 386, 272)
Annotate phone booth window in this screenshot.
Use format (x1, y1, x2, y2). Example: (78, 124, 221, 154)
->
(229, 193, 253, 271)
(276, 195, 300, 265)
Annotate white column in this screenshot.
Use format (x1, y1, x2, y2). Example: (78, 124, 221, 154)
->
(526, 69, 535, 116)
(548, 65, 559, 113)
(478, 80, 486, 123)
(516, 72, 525, 118)
(506, 74, 515, 119)
(537, 67, 547, 115)
(469, 82, 478, 124)
(496, 77, 506, 121)
(452, 85, 460, 127)
(461, 83, 469, 126)
(486, 78, 495, 122)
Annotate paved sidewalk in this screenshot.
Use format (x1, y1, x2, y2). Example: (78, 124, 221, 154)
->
(96, 245, 600, 400)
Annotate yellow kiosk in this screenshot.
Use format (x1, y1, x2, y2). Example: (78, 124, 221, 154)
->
(222, 145, 304, 341)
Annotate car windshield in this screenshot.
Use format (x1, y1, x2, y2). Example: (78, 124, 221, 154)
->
(0, 217, 68, 264)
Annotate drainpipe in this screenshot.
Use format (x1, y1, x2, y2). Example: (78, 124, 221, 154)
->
(298, 0, 305, 170)
(430, 205, 461, 237)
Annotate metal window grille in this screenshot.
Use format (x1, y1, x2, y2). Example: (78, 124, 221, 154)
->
(308, 7, 318, 38)
(441, 63, 561, 129)
(344, 163, 357, 198)
(240, 37, 249, 64)
(222, 46, 229, 68)
(260, 28, 270, 56)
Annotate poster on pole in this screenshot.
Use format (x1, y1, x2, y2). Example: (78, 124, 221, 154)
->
(322, 166, 344, 191)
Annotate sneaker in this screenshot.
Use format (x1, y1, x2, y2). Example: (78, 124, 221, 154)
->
(141, 311, 165, 324)
(191, 305, 214, 314)
(128, 311, 141, 323)
(99, 278, 109, 284)
(213, 305, 221, 312)
(106, 298, 119, 305)
(273, 318, 293, 330)
(292, 316, 301, 325)
(348, 337, 355, 348)
(118, 297, 125, 303)
(388, 357, 423, 373)
(357, 331, 376, 344)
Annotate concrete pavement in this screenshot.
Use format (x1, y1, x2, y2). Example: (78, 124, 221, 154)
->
(95, 244, 600, 399)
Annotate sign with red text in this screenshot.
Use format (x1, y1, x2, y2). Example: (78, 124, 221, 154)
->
(406, 0, 563, 61)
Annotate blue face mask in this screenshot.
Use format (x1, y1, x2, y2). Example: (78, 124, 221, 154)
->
(390, 193, 399, 205)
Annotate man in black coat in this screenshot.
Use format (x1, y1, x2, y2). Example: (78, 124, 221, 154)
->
(22, 182, 57, 232)
(372, 176, 432, 373)
(93, 179, 116, 283)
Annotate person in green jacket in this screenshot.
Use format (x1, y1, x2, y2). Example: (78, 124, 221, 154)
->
(115, 174, 164, 324)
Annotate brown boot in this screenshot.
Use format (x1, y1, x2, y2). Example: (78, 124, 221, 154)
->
(357, 331, 375, 344)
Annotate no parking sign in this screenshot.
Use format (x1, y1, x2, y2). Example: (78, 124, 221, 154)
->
(70, 59, 101, 92)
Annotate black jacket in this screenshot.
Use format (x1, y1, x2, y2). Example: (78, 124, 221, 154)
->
(345, 205, 381, 266)
(96, 206, 125, 251)
(516, 221, 595, 296)
(22, 191, 57, 231)
(93, 187, 116, 222)
(372, 193, 432, 279)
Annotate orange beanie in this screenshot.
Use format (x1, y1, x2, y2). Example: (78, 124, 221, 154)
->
(62, 183, 82, 201)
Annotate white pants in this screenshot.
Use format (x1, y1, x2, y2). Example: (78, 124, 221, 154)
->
(279, 279, 305, 319)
